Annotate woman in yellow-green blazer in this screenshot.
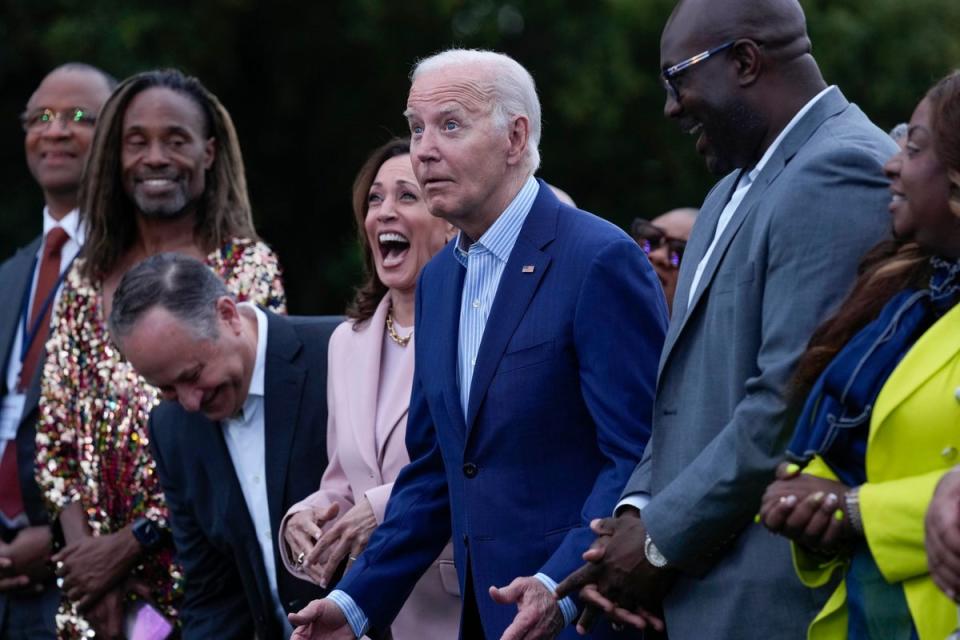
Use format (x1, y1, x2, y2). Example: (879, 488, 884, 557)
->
(787, 301, 960, 640)
(761, 70, 960, 639)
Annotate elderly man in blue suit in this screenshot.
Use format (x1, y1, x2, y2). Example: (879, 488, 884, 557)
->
(288, 49, 668, 639)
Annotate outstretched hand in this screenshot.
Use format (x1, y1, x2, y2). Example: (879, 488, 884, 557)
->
(490, 576, 564, 640)
(289, 598, 354, 640)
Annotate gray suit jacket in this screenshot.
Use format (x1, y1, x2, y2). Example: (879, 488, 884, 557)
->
(0, 235, 50, 526)
(622, 88, 897, 638)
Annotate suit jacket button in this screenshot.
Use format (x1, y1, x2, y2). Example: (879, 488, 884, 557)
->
(463, 462, 478, 478)
(942, 446, 958, 461)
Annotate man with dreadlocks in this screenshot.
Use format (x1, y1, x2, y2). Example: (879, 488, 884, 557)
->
(34, 69, 286, 639)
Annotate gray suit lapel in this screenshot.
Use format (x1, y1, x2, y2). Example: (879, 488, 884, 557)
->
(0, 239, 41, 396)
(658, 174, 738, 376)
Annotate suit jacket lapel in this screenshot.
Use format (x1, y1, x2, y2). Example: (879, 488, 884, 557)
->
(435, 247, 468, 436)
(348, 298, 389, 473)
(870, 304, 960, 442)
(0, 240, 41, 397)
(658, 175, 737, 376)
(263, 312, 306, 529)
(465, 191, 556, 434)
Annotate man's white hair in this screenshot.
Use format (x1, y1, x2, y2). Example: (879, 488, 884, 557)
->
(411, 48, 542, 173)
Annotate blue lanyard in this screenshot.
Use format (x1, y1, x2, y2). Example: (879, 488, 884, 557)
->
(18, 253, 76, 366)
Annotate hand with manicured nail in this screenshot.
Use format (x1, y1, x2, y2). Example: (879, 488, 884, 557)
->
(759, 462, 855, 553)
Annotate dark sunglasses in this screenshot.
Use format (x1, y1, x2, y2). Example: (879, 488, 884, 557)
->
(630, 219, 687, 268)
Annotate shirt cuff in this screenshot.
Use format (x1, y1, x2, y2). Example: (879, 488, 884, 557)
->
(326, 590, 370, 638)
(534, 572, 578, 627)
(615, 492, 650, 516)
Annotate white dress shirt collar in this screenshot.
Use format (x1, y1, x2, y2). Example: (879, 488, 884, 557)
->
(42, 207, 84, 246)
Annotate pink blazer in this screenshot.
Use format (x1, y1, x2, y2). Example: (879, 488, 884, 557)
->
(279, 294, 460, 639)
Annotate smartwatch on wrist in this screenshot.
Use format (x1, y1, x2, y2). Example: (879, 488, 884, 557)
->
(131, 517, 167, 552)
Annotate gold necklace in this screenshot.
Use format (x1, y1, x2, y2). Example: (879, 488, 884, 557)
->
(386, 307, 412, 347)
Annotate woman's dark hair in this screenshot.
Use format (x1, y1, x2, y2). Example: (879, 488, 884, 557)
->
(345, 138, 412, 325)
(790, 242, 931, 405)
(791, 71, 960, 403)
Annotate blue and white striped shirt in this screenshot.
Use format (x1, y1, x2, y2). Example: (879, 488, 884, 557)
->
(328, 176, 576, 635)
(455, 175, 539, 416)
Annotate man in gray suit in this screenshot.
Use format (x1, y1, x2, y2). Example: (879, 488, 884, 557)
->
(557, 0, 897, 637)
(0, 64, 113, 639)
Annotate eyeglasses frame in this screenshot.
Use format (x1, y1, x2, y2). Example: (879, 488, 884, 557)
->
(20, 107, 97, 133)
(660, 40, 737, 102)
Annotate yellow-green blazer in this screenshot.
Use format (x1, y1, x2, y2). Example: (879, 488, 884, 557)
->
(794, 301, 960, 640)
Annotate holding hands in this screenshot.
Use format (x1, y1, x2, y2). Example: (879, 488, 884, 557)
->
(759, 462, 857, 554)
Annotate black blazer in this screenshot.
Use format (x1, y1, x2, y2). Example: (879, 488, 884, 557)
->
(0, 235, 51, 527)
(149, 312, 339, 640)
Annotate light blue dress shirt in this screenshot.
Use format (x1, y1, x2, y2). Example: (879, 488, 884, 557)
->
(328, 177, 576, 636)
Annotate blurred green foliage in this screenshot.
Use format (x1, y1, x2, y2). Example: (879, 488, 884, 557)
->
(2, 0, 958, 313)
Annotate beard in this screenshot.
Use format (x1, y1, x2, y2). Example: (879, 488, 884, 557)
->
(130, 185, 197, 220)
(703, 100, 766, 176)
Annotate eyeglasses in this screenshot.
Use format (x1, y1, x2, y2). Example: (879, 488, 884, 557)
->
(630, 219, 687, 268)
(660, 40, 736, 102)
(20, 107, 97, 133)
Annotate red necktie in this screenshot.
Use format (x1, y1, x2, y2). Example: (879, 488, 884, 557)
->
(0, 226, 70, 522)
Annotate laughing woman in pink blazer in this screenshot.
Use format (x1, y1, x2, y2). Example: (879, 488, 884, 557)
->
(279, 138, 459, 638)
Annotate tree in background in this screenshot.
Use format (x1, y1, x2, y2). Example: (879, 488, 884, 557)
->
(1, 0, 957, 313)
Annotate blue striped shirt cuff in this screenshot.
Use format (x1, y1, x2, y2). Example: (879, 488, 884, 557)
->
(534, 572, 578, 627)
(327, 590, 369, 638)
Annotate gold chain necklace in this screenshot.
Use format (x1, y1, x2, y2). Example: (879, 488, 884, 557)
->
(386, 307, 412, 347)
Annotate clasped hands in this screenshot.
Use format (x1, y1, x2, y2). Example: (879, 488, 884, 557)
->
(555, 511, 667, 634)
(284, 498, 378, 588)
(758, 462, 857, 555)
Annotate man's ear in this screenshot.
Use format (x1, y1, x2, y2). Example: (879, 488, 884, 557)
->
(204, 137, 217, 170)
(505, 115, 530, 167)
(216, 296, 241, 335)
(733, 39, 763, 87)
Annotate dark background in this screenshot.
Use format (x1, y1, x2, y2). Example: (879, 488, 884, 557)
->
(2, 0, 958, 313)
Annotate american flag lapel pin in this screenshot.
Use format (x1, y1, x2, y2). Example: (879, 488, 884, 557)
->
(522, 265, 535, 273)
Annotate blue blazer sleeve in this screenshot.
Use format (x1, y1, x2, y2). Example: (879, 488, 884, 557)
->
(540, 237, 668, 581)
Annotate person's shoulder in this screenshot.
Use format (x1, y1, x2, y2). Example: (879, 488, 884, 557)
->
(0, 234, 42, 276)
(282, 313, 347, 352)
(805, 103, 898, 165)
(149, 400, 192, 447)
(553, 203, 635, 254)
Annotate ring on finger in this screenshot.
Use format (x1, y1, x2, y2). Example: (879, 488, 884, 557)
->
(296, 551, 306, 566)
(611, 622, 624, 632)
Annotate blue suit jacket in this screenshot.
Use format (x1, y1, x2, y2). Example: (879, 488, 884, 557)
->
(339, 182, 668, 638)
(149, 312, 337, 640)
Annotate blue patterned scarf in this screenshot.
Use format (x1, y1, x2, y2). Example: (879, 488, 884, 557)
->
(787, 257, 960, 485)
